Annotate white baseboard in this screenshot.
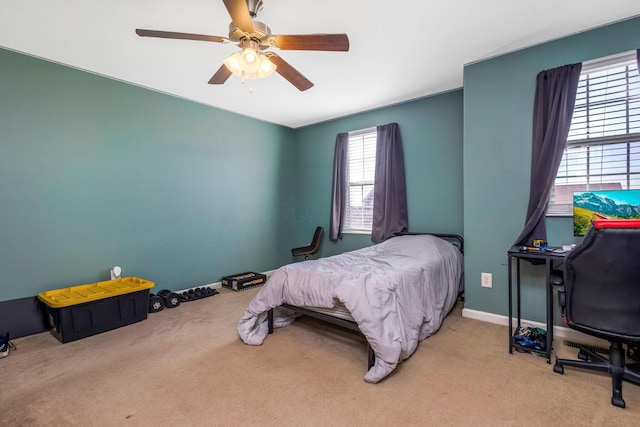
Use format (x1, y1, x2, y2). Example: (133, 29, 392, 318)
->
(461, 308, 609, 348)
(263, 269, 278, 278)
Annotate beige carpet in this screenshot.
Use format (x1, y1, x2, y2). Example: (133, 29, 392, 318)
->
(2, 287, 639, 426)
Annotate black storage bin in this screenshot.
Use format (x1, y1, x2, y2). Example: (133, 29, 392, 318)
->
(38, 277, 154, 343)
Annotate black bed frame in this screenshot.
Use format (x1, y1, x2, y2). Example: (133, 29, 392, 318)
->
(266, 232, 464, 371)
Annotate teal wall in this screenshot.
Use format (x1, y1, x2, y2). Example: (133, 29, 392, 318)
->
(292, 91, 464, 257)
(0, 48, 296, 301)
(463, 17, 640, 322)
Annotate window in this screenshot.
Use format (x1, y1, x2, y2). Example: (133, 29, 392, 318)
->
(549, 51, 640, 215)
(344, 128, 377, 232)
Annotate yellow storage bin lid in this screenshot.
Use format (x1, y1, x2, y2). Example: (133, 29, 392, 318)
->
(38, 277, 155, 308)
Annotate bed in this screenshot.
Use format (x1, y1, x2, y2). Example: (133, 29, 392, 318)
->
(237, 232, 464, 383)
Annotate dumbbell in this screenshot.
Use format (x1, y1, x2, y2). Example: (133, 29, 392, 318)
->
(157, 289, 181, 309)
(179, 287, 219, 302)
(186, 288, 203, 299)
(204, 287, 218, 297)
(148, 293, 165, 313)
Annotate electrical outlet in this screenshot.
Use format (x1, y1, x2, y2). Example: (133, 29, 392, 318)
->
(481, 272, 492, 288)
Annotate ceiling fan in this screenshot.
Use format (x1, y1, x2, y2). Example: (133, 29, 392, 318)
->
(135, 0, 350, 91)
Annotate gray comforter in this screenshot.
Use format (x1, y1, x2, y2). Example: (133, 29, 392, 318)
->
(237, 234, 464, 383)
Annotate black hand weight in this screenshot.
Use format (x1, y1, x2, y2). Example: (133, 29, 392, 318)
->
(157, 289, 181, 308)
(148, 293, 165, 313)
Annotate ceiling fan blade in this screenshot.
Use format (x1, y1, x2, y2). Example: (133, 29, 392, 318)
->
(265, 53, 314, 92)
(270, 34, 349, 51)
(208, 65, 233, 85)
(136, 29, 229, 44)
(223, 0, 254, 33)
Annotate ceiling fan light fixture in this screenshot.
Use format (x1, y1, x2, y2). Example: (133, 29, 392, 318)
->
(238, 52, 276, 79)
(223, 51, 243, 76)
(256, 54, 276, 78)
(243, 48, 257, 63)
(223, 39, 276, 80)
(240, 47, 259, 73)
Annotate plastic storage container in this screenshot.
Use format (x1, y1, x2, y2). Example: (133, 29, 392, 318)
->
(38, 277, 154, 343)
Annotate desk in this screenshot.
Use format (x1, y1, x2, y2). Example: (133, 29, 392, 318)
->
(507, 247, 566, 362)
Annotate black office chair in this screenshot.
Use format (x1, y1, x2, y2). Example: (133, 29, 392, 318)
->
(553, 219, 640, 408)
(291, 226, 323, 260)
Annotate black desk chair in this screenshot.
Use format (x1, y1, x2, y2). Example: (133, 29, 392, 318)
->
(553, 219, 640, 408)
(291, 226, 323, 260)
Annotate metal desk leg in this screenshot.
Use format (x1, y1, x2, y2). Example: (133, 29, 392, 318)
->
(508, 254, 513, 354)
(508, 256, 523, 355)
(516, 258, 522, 335)
(545, 260, 553, 363)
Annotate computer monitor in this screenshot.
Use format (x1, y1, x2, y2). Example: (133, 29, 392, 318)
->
(573, 189, 640, 236)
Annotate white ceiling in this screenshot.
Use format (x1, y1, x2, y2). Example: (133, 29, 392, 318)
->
(2, 1, 640, 128)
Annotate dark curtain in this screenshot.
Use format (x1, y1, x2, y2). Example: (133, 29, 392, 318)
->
(514, 63, 582, 247)
(372, 123, 408, 243)
(637, 49, 640, 75)
(329, 133, 349, 241)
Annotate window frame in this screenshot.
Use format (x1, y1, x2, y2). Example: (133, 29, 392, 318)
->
(547, 51, 640, 216)
(343, 127, 377, 234)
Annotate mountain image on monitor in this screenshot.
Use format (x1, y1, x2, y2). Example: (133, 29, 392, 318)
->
(573, 190, 640, 236)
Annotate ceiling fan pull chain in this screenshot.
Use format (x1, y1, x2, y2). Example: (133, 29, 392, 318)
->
(240, 74, 254, 92)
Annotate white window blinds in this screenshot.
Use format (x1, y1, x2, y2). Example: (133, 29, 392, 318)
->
(345, 128, 377, 231)
(549, 51, 640, 215)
